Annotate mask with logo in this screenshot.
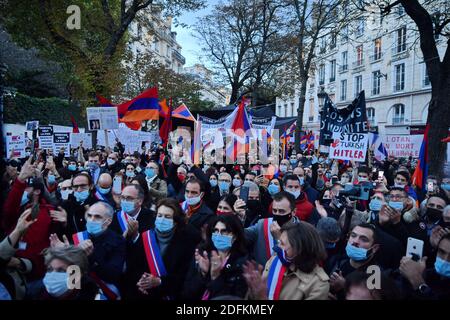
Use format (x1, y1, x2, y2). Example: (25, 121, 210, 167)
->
(209, 179, 218, 188)
(185, 194, 201, 206)
(369, 198, 383, 211)
(286, 189, 300, 199)
(389, 201, 404, 211)
(434, 257, 450, 278)
(74, 190, 90, 203)
(219, 181, 230, 192)
(212, 233, 233, 251)
(426, 207, 442, 223)
(97, 186, 111, 195)
(232, 179, 241, 188)
(346, 243, 370, 261)
(60, 189, 72, 201)
(86, 220, 104, 235)
(273, 213, 292, 227)
(121, 200, 135, 213)
(68, 164, 77, 172)
(126, 171, 136, 178)
(21, 191, 30, 206)
(155, 217, 174, 233)
(268, 184, 281, 195)
(145, 168, 155, 178)
(43, 271, 69, 297)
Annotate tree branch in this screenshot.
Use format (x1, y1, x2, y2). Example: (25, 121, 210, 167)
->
(101, 0, 117, 32)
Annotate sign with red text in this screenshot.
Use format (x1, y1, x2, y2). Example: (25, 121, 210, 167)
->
(329, 132, 369, 162)
(383, 135, 423, 158)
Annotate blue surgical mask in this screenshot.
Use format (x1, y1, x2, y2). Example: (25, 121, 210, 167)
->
(219, 181, 230, 192)
(279, 165, 288, 173)
(290, 159, 297, 165)
(210, 179, 218, 187)
(299, 177, 305, 186)
(68, 164, 77, 171)
(106, 159, 116, 166)
(441, 183, 450, 191)
(286, 189, 300, 199)
(43, 271, 69, 297)
(145, 168, 155, 178)
(47, 174, 56, 184)
(121, 200, 135, 213)
(212, 233, 233, 251)
(389, 201, 404, 211)
(185, 194, 201, 206)
(155, 217, 174, 233)
(126, 171, 136, 178)
(97, 186, 111, 195)
(232, 179, 241, 187)
(60, 189, 72, 201)
(268, 184, 280, 195)
(21, 191, 30, 206)
(86, 220, 104, 235)
(369, 198, 383, 211)
(88, 162, 99, 171)
(346, 243, 369, 261)
(435, 257, 450, 278)
(74, 190, 90, 203)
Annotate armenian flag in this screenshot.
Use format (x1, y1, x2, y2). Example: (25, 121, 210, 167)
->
(119, 87, 159, 122)
(172, 103, 196, 122)
(412, 124, 429, 191)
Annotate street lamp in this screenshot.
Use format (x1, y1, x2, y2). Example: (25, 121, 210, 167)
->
(317, 86, 327, 110)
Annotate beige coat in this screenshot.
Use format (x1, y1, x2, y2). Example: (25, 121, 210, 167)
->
(263, 256, 330, 300)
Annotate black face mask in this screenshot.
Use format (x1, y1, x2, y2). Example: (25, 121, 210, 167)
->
(426, 208, 443, 223)
(438, 219, 450, 229)
(273, 213, 292, 227)
(321, 199, 332, 207)
(247, 200, 260, 212)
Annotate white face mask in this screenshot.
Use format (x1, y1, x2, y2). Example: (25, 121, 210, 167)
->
(60, 189, 72, 200)
(185, 194, 201, 206)
(286, 189, 301, 199)
(394, 182, 405, 189)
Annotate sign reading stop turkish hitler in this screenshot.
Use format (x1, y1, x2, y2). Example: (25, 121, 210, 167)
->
(329, 132, 369, 162)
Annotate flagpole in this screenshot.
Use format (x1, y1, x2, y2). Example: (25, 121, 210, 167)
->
(104, 129, 109, 149)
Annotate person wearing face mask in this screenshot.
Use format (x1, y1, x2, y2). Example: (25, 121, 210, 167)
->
(206, 173, 221, 211)
(86, 151, 107, 185)
(124, 164, 138, 185)
(293, 166, 319, 204)
(392, 171, 418, 201)
(58, 158, 79, 180)
(182, 215, 248, 300)
(207, 172, 232, 212)
(34, 246, 97, 300)
(124, 198, 200, 299)
(243, 192, 299, 266)
(61, 173, 97, 237)
(278, 159, 291, 178)
(58, 179, 73, 202)
(144, 161, 167, 204)
(110, 185, 154, 239)
(181, 178, 214, 235)
(74, 201, 125, 293)
(216, 194, 238, 217)
(244, 221, 329, 300)
(289, 156, 298, 169)
(2, 157, 67, 281)
(104, 152, 122, 175)
(282, 175, 314, 221)
(93, 173, 115, 207)
(399, 233, 450, 299)
(440, 177, 450, 202)
(317, 217, 342, 257)
(340, 173, 351, 185)
(368, 192, 386, 223)
(328, 223, 381, 299)
(267, 178, 282, 197)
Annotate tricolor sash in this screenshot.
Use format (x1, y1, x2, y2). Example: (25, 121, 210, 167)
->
(263, 218, 276, 258)
(181, 201, 189, 214)
(94, 190, 106, 201)
(266, 256, 286, 300)
(117, 211, 129, 233)
(142, 230, 167, 277)
(72, 231, 89, 246)
(90, 271, 121, 300)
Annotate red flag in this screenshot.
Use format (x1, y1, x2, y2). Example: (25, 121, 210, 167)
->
(70, 115, 80, 133)
(159, 98, 173, 148)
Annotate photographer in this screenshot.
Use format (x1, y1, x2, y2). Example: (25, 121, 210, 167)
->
(233, 181, 268, 227)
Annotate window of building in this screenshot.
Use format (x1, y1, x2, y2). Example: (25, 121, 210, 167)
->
(341, 51, 348, 71)
(373, 38, 382, 61)
(392, 104, 405, 124)
(309, 99, 314, 122)
(367, 107, 375, 126)
(340, 79, 347, 101)
(330, 33, 337, 49)
(395, 27, 407, 53)
(341, 25, 349, 43)
(372, 70, 381, 95)
(291, 102, 295, 117)
(356, 45, 364, 66)
(330, 60, 336, 82)
(356, 18, 365, 37)
(394, 63, 405, 91)
(423, 64, 430, 87)
(319, 64, 325, 85)
(284, 104, 288, 117)
(355, 75, 362, 97)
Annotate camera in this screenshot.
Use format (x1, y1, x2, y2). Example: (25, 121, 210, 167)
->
(338, 182, 373, 201)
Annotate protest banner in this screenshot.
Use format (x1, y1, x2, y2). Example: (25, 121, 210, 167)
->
(53, 133, 71, 156)
(26, 120, 39, 131)
(319, 91, 368, 146)
(70, 133, 92, 149)
(5, 133, 25, 158)
(383, 134, 423, 158)
(329, 132, 369, 162)
(86, 107, 119, 131)
(38, 126, 54, 150)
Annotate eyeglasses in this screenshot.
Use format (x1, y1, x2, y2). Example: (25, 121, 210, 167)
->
(387, 194, 406, 200)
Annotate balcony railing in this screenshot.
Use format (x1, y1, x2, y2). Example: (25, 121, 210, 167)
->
(372, 88, 380, 96)
(392, 117, 405, 125)
(352, 59, 364, 68)
(172, 50, 186, 65)
(393, 84, 404, 92)
(339, 64, 348, 72)
(392, 44, 407, 55)
(369, 52, 383, 62)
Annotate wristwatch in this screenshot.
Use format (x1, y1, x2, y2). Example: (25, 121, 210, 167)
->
(417, 283, 431, 295)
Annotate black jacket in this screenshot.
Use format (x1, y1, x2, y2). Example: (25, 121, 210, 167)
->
(88, 229, 126, 286)
(182, 252, 249, 300)
(110, 207, 155, 236)
(187, 202, 215, 234)
(62, 193, 99, 237)
(123, 224, 201, 300)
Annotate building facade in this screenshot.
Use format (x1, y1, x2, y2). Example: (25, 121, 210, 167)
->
(276, 4, 447, 136)
(128, 5, 186, 74)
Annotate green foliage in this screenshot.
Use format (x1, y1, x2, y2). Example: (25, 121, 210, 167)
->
(4, 93, 84, 126)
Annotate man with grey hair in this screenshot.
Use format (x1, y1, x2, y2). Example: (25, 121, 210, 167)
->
(77, 201, 126, 291)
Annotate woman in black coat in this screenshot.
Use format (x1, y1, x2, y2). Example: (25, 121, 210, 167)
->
(123, 198, 201, 300)
(182, 215, 249, 300)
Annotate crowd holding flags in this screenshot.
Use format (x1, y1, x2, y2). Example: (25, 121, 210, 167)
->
(412, 124, 430, 191)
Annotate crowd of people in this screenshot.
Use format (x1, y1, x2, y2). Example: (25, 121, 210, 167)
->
(1, 138, 449, 300)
